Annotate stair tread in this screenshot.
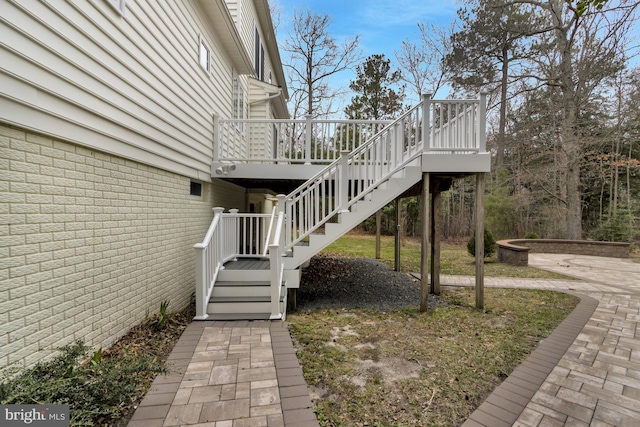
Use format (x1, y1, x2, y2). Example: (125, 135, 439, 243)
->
(215, 281, 271, 287)
(207, 313, 273, 321)
(210, 294, 286, 303)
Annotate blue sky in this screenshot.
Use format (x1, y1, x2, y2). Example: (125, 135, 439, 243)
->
(275, 0, 457, 55)
(273, 1, 640, 116)
(274, 0, 459, 111)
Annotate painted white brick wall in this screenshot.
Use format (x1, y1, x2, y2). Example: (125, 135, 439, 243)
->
(0, 124, 244, 369)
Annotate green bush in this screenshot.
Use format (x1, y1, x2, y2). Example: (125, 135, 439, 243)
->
(590, 208, 637, 243)
(467, 229, 497, 258)
(524, 232, 539, 239)
(0, 340, 166, 426)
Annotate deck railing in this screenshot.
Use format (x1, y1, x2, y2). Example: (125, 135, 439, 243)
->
(282, 94, 486, 249)
(194, 208, 282, 319)
(193, 207, 232, 319)
(215, 116, 391, 164)
(222, 210, 274, 258)
(268, 198, 286, 319)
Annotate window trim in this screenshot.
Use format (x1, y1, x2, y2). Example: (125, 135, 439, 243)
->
(199, 35, 211, 74)
(254, 26, 265, 81)
(190, 180, 203, 199)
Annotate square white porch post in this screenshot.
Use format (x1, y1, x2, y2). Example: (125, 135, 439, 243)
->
(304, 114, 312, 164)
(422, 93, 432, 152)
(479, 92, 487, 153)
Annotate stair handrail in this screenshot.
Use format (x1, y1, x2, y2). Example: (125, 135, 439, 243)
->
(268, 206, 286, 319)
(262, 205, 278, 257)
(283, 98, 429, 250)
(193, 207, 226, 320)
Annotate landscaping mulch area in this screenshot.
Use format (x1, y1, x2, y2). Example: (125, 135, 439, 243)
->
(298, 253, 440, 312)
(0, 303, 195, 427)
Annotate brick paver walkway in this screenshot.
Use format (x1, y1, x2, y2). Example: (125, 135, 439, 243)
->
(460, 254, 640, 426)
(127, 320, 318, 427)
(129, 254, 640, 426)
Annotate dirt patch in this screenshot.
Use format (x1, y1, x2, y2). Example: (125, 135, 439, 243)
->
(353, 357, 422, 387)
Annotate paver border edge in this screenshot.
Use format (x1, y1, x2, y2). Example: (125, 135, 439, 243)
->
(462, 291, 598, 427)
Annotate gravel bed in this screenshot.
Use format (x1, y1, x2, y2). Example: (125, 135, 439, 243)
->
(296, 254, 441, 312)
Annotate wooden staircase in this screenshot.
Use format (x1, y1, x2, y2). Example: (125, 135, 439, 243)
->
(200, 161, 423, 320)
(283, 161, 422, 270)
(195, 96, 488, 321)
(206, 260, 287, 320)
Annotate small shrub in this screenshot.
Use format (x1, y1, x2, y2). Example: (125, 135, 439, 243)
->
(152, 300, 170, 332)
(590, 208, 636, 243)
(0, 340, 167, 426)
(467, 229, 497, 258)
(524, 232, 539, 239)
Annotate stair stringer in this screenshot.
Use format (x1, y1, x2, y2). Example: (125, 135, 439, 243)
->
(283, 164, 423, 270)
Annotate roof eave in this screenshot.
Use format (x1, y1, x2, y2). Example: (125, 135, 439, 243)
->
(198, 0, 254, 74)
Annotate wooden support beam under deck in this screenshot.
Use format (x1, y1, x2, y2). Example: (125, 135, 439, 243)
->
(395, 197, 401, 272)
(430, 191, 441, 295)
(420, 172, 430, 312)
(475, 172, 486, 309)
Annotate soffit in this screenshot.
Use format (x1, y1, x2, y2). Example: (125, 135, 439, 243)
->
(198, 0, 253, 74)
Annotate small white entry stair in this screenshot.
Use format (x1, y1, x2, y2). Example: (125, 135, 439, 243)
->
(205, 260, 287, 320)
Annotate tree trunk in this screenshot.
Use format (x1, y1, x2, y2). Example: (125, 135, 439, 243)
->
(496, 40, 509, 168)
(551, 0, 582, 239)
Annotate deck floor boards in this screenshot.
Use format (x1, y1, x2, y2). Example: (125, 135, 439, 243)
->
(223, 258, 270, 270)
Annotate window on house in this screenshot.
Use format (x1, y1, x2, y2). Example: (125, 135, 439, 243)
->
(190, 180, 203, 198)
(106, 0, 126, 15)
(254, 27, 265, 81)
(199, 36, 211, 74)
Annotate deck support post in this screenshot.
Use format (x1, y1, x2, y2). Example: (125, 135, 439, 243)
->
(475, 172, 485, 309)
(376, 210, 382, 259)
(420, 172, 430, 312)
(288, 288, 297, 312)
(395, 197, 401, 271)
(430, 191, 441, 295)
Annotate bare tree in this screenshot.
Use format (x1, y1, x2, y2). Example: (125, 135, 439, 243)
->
(501, 0, 638, 239)
(281, 8, 361, 118)
(395, 22, 453, 101)
(269, 1, 282, 35)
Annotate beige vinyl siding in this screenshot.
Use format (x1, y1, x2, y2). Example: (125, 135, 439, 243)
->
(0, 0, 239, 180)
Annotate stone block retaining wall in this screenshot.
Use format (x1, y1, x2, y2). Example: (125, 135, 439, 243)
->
(497, 239, 630, 266)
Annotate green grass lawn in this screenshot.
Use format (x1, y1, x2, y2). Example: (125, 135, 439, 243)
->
(322, 232, 572, 279)
(290, 232, 582, 426)
(289, 288, 578, 427)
